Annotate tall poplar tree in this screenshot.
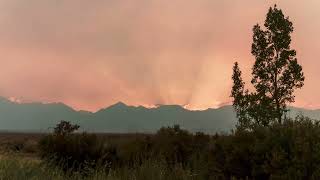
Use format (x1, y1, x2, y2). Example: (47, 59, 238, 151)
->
(231, 5, 304, 127)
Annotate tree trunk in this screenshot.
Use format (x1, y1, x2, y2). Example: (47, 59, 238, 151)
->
(274, 52, 282, 124)
(276, 99, 281, 123)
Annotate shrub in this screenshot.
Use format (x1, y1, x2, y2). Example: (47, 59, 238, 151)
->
(37, 117, 320, 179)
(118, 135, 153, 167)
(39, 121, 117, 172)
(54, 120, 80, 136)
(207, 116, 320, 179)
(153, 125, 194, 166)
(6, 140, 25, 152)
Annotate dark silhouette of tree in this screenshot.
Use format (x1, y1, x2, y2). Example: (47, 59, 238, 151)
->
(231, 5, 304, 127)
(231, 62, 250, 129)
(54, 120, 80, 136)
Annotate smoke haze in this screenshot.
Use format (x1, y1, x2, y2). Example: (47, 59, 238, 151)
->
(0, 0, 319, 111)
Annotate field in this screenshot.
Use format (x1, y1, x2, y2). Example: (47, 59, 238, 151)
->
(0, 132, 197, 180)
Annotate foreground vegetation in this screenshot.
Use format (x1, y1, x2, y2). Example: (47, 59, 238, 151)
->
(0, 115, 320, 179)
(0, 155, 199, 180)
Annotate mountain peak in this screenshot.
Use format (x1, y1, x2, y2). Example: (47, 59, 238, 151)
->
(113, 101, 127, 107)
(107, 101, 128, 109)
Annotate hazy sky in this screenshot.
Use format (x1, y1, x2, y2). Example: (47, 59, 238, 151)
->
(0, 0, 319, 111)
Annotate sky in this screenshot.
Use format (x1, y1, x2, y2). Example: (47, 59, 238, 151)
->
(0, 0, 319, 112)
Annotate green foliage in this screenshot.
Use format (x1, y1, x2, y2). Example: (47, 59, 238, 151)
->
(39, 121, 116, 172)
(154, 125, 194, 165)
(231, 62, 251, 129)
(208, 115, 320, 179)
(231, 5, 305, 128)
(54, 120, 80, 136)
(117, 135, 153, 167)
(36, 117, 320, 179)
(0, 156, 206, 180)
(39, 123, 213, 178)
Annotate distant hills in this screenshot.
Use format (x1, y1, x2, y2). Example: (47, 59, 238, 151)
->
(0, 97, 319, 133)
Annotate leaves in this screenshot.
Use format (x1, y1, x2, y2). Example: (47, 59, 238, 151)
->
(231, 5, 304, 128)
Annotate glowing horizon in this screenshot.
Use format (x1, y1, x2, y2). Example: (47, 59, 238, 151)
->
(0, 0, 319, 112)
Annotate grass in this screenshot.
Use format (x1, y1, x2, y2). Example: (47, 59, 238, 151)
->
(0, 154, 118, 180)
(0, 154, 201, 180)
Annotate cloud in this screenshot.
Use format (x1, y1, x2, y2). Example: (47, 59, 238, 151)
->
(0, 0, 319, 111)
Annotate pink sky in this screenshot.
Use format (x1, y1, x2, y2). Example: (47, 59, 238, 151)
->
(0, 0, 319, 112)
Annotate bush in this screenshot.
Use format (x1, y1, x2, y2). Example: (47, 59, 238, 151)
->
(39, 121, 117, 172)
(38, 117, 320, 179)
(118, 135, 153, 167)
(6, 140, 25, 152)
(153, 125, 194, 166)
(207, 116, 320, 179)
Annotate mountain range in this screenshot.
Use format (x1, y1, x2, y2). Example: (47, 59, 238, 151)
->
(0, 97, 319, 134)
